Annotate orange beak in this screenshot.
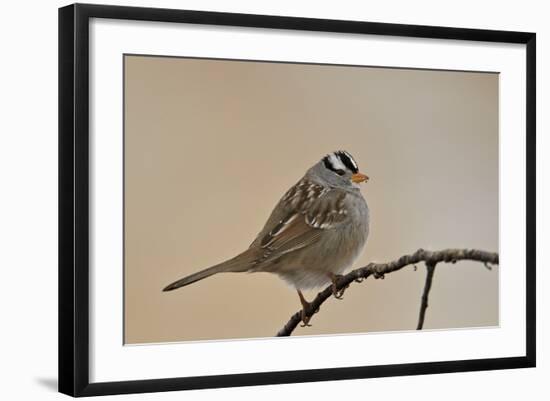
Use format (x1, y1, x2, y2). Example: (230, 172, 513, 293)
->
(351, 172, 369, 184)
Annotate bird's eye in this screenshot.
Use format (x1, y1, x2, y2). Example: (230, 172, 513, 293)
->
(335, 169, 346, 176)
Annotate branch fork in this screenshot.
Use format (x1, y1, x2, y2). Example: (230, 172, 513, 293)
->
(276, 248, 499, 337)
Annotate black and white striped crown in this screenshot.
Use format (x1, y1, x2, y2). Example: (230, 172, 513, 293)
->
(322, 150, 359, 174)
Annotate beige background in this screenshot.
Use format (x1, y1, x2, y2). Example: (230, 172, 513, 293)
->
(124, 55, 498, 344)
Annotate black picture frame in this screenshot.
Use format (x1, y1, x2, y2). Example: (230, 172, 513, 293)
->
(59, 3, 536, 397)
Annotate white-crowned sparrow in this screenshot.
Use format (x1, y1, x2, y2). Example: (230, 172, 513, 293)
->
(163, 151, 370, 326)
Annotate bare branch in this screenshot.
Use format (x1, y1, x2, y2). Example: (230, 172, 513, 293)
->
(416, 261, 436, 330)
(276, 248, 498, 337)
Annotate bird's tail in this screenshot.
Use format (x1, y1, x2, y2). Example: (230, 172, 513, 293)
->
(162, 249, 255, 292)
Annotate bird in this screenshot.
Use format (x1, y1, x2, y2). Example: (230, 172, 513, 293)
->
(163, 150, 370, 326)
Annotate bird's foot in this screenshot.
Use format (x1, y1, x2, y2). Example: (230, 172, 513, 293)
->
(300, 310, 312, 327)
(297, 290, 314, 327)
(329, 273, 348, 299)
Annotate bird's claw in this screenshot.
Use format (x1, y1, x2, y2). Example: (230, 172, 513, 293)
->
(333, 288, 346, 299)
(300, 314, 312, 327)
(330, 274, 348, 299)
(300, 304, 315, 326)
(297, 290, 314, 327)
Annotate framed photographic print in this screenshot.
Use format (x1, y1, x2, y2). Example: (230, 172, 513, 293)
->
(58, 3, 536, 397)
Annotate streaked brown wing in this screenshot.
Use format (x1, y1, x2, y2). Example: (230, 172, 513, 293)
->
(251, 185, 350, 267)
(260, 213, 322, 254)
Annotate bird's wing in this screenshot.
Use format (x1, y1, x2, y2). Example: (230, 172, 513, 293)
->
(249, 179, 351, 266)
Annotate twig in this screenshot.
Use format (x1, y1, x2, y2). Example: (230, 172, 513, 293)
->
(276, 248, 498, 337)
(416, 261, 436, 330)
